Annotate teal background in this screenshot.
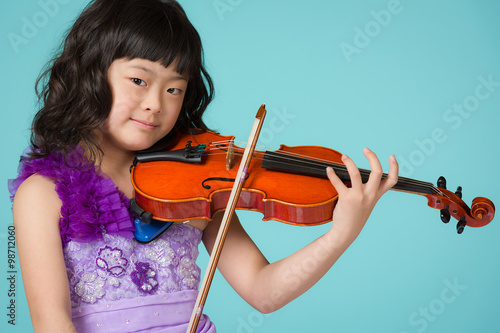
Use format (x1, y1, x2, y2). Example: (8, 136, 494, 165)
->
(1, 0, 499, 332)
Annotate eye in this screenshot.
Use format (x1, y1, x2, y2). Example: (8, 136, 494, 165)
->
(167, 88, 182, 95)
(131, 78, 146, 86)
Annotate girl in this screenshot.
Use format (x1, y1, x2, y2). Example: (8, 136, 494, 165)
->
(9, 0, 398, 332)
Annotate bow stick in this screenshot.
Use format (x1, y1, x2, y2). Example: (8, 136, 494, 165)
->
(187, 105, 267, 332)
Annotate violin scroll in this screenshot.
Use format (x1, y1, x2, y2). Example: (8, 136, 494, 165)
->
(426, 177, 495, 233)
(470, 197, 495, 227)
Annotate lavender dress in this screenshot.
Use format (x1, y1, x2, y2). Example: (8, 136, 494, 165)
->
(9, 147, 216, 332)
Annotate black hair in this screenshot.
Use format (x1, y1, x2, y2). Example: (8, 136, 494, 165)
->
(32, 0, 214, 161)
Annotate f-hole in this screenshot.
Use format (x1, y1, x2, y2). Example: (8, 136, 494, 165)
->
(202, 173, 249, 189)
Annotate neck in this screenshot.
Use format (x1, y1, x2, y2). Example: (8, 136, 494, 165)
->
(94, 142, 136, 198)
(261, 150, 438, 196)
(100, 149, 135, 174)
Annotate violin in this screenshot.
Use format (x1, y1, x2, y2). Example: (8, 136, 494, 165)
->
(130, 125, 495, 236)
(129, 105, 494, 332)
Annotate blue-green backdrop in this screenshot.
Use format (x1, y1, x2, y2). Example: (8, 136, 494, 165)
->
(1, 0, 499, 332)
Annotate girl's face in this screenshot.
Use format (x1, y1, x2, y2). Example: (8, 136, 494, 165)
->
(101, 58, 188, 153)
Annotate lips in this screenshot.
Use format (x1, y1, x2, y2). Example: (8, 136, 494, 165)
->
(131, 118, 158, 130)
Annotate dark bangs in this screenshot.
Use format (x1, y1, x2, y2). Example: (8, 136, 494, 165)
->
(109, 0, 201, 78)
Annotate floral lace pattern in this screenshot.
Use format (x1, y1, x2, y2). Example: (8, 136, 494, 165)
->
(75, 272, 106, 303)
(65, 224, 203, 306)
(96, 246, 128, 277)
(131, 262, 158, 294)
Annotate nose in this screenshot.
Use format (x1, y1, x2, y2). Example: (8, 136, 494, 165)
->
(141, 89, 162, 113)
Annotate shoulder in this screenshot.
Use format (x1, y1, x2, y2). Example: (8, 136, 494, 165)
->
(13, 174, 74, 331)
(15, 173, 59, 199)
(13, 174, 62, 226)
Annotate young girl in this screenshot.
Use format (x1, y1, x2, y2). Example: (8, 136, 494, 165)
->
(9, 0, 398, 332)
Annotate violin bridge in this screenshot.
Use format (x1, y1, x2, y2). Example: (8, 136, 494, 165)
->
(226, 139, 235, 170)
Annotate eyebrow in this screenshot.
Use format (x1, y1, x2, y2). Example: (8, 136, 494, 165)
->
(130, 65, 188, 82)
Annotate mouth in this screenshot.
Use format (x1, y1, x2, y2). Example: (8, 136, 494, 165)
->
(130, 118, 158, 130)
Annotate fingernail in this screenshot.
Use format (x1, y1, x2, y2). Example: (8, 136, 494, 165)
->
(364, 147, 371, 153)
(341, 154, 348, 161)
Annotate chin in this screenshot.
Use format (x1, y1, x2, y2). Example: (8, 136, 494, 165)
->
(124, 141, 158, 152)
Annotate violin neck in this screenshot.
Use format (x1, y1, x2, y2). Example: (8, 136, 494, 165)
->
(261, 151, 437, 196)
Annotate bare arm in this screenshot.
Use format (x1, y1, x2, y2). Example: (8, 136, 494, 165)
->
(13, 175, 77, 332)
(203, 148, 398, 313)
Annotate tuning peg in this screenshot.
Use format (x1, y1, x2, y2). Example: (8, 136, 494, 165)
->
(457, 215, 466, 234)
(440, 204, 450, 223)
(437, 176, 447, 189)
(455, 186, 462, 199)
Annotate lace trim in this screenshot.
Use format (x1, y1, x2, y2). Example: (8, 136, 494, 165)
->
(8, 147, 135, 247)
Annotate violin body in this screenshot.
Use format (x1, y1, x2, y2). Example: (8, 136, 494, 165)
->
(132, 130, 340, 226)
(131, 130, 495, 232)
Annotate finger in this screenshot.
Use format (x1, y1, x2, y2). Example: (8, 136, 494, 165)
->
(340, 154, 363, 191)
(326, 166, 348, 196)
(379, 154, 399, 194)
(363, 147, 384, 193)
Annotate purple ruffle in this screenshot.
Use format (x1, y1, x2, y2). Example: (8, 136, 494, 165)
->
(8, 147, 135, 247)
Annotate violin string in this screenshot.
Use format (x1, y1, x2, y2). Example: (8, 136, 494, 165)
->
(197, 140, 442, 196)
(200, 141, 438, 193)
(207, 141, 431, 188)
(203, 141, 431, 188)
(207, 145, 448, 198)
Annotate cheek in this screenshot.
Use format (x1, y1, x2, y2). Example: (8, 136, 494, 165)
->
(109, 97, 137, 120)
(158, 114, 179, 136)
(115, 92, 138, 109)
(163, 105, 183, 129)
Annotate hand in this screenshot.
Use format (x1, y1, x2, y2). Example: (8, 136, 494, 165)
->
(326, 147, 399, 241)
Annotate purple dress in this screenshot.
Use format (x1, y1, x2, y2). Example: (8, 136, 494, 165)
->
(9, 147, 216, 332)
